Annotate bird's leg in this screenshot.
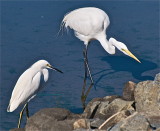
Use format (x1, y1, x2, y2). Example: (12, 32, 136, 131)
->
(26, 103, 29, 120)
(84, 46, 94, 84)
(18, 103, 27, 128)
(81, 49, 88, 109)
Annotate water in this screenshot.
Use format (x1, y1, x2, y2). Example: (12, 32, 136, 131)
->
(0, 1, 159, 130)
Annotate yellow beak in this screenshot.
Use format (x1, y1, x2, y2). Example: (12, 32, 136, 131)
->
(122, 49, 141, 63)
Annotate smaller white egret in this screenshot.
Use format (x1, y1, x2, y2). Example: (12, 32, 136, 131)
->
(7, 60, 63, 128)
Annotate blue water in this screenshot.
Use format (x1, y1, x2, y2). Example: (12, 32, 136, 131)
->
(0, 1, 159, 130)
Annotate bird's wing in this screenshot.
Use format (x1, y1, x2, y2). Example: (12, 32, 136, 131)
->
(7, 70, 42, 112)
(63, 8, 109, 36)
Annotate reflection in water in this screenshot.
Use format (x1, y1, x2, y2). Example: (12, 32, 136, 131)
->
(101, 56, 157, 80)
(92, 56, 158, 90)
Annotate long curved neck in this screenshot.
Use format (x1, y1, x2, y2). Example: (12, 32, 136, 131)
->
(96, 34, 115, 54)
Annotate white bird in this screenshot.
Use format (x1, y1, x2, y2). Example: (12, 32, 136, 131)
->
(62, 7, 141, 84)
(7, 60, 63, 128)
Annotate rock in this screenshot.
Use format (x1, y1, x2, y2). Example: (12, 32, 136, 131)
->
(154, 73, 160, 85)
(83, 97, 102, 119)
(25, 108, 81, 131)
(10, 128, 25, 131)
(156, 128, 160, 131)
(147, 116, 160, 129)
(83, 96, 122, 119)
(110, 112, 151, 131)
(73, 119, 90, 129)
(134, 80, 160, 113)
(90, 118, 104, 128)
(98, 110, 130, 130)
(73, 129, 106, 131)
(123, 81, 136, 101)
(72, 128, 90, 131)
(94, 98, 134, 120)
(140, 112, 160, 130)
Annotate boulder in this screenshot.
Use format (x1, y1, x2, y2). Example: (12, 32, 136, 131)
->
(123, 81, 136, 101)
(90, 118, 104, 128)
(25, 108, 81, 131)
(73, 119, 90, 129)
(98, 110, 130, 130)
(94, 98, 134, 120)
(83, 96, 122, 119)
(10, 128, 25, 131)
(110, 112, 151, 131)
(154, 73, 160, 85)
(134, 80, 160, 114)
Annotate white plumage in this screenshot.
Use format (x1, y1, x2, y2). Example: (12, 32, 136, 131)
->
(7, 60, 62, 128)
(62, 7, 140, 62)
(61, 7, 140, 85)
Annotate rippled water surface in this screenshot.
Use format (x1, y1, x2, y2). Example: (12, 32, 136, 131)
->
(0, 1, 159, 130)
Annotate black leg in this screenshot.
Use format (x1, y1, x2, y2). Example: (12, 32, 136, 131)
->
(26, 103, 29, 119)
(81, 49, 88, 109)
(81, 45, 94, 109)
(84, 46, 94, 84)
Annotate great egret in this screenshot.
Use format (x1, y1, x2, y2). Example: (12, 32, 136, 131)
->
(62, 7, 141, 84)
(7, 60, 63, 128)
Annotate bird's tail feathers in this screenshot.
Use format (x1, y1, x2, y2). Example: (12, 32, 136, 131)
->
(7, 104, 11, 112)
(56, 13, 70, 37)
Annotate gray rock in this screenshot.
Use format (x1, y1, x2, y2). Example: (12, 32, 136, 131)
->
(73, 119, 90, 130)
(83, 97, 102, 118)
(94, 98, 134, 120)
(123, 81, 136, 101)
(99, 110, 130, 130)
(140, 112, 160, 129)
(110, 112, 151, 131)
(90, 118, 104, 128)
(134, 80, 160, 113)
(83, 96, 122, 119)
(10, 128, 25, 131)
(156, 128, 160, 131)
(25, 108, 81, 131)
(154, 73, 160, 85)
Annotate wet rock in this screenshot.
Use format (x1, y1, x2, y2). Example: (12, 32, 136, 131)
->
(10, 128, 25, 131)
(123, 81, 136, 101)
(110, 112, 151, 131)
(25, 108, 80, 131)
(73, 119, 90, 129)
(134, 80, 160, 113)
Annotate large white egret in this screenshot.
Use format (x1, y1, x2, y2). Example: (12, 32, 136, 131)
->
(7, 60, 63, 128)
(62, 7, 141, 84)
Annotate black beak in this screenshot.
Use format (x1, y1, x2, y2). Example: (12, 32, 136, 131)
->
(52, 67, 63, 73)
(49, 65, 63, 73)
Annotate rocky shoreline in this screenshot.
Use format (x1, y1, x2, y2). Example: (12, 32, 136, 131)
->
(11, 73, 160, 131)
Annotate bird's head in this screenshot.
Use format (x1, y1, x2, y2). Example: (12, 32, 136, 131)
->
(34, 60, 63, 73)
(109, 38, 141, 63)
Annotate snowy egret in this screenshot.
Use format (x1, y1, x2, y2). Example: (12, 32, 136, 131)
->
(62, 7, 141, 84)
(7, 60, 63, 128)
